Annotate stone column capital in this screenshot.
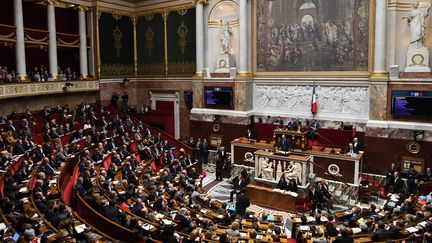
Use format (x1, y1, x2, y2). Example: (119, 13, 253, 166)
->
(75, 6, 88, 12)
(192, 0, 208, 6)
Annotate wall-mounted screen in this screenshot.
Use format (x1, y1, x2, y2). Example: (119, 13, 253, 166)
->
(392, 90, 432, 117)
(204, 86, 233, 109)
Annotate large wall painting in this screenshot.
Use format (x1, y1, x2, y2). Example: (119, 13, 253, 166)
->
(255, 0, 370, 72)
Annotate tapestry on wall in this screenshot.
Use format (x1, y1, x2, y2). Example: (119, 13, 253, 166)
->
(255, 0, 369, 72)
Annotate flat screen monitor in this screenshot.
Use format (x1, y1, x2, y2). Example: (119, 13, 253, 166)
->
(204, 86, 233, 109)
(391, 90, 432, 117)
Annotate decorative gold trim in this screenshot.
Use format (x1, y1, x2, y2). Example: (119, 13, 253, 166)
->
(194, 72, 205, 78)
(132, 16, 138, 77)
(75, 6, 88, 11)
(162, 11, 169, 77)
(237, 72, 253, 78)
(208, 1, 240, 27)
(251, 0, 375, 77)
(96, 7, 101, 79)
(178, 21, 188, 55)
(136, 3, 196, 17)
(192, 0, 209, 5)
(370, 72, 389, 79)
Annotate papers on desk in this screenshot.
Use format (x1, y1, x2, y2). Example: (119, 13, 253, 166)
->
(162, 219, 172, 225)
(0, 222, 6, 231)
(390, 194, 399, 202)
(306, 216, 315, 222)
(20, 197, 29, 203)
(256, 235, 263, 240)
(49, 179, 57, 184)
(299, 225, 310, 231)
(142, 223, 155, 231)
(357, 218, 366, 225)
(74, 224, 88, 234)
(217, 215, 224, 219)
(155, 213, 164, 219)
(240, 232, 247, 237)
(352, 227, 362, 234)
(387, 201, 396, 207)
(405, 226, 419, 233)
(19, 187, 29, 193)
(419, 221, 428, 228)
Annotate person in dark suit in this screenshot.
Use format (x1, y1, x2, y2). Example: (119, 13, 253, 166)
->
(391, 171, 405, 194)
(229, 175, 247, 202)
(277, 135, 291, 152)
(344, 143, 355, 155)
(371, 221, 393, 242)
(352, 137, 362, 153)
(385, 163, 396, 193)
(333, 227, 354, 243)
(406, 164, 418, 195)
(308, 184, 322, 212)
(76, 176, 87, 196)
(200, 138, 209, 164)
(245, 128, 255, 140)
(216, 147, 227, 181)
(423, 167, 432, 182)
(14, 140, 26, 155)
(235, 190, 250, 217)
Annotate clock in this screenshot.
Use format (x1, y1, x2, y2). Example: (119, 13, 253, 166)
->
(411, 54, 425, 65)
(213, 123, 220, 133)
(407, 141, 421, 154)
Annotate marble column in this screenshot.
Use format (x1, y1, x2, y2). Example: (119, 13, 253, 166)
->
(195, 1, 205, 77)
(238, 0, 249, 76)
(369, 0, 389, 122)
(47, 1, 58, 78)
(14, 0, 26, 80)
(78, 7, 88, 78)
(371, 0, 387, 78)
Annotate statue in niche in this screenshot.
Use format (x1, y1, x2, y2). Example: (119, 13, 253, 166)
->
(261, 158, 274, 181)
(284, 161, 301, 183)
(404, 2, 431, 49)
(220, 20, 233, 55)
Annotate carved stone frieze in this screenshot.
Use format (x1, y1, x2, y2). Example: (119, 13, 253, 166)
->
(254, 84, 369, 120)
(0, 81, 99, 100)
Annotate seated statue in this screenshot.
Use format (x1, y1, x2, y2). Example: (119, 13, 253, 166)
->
(261, 158, 274, 181)
(285, 161, 301, 183)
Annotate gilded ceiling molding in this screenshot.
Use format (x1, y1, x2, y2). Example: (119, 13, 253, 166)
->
(135, 3, 195, 17)
(192, 0, 209, 5)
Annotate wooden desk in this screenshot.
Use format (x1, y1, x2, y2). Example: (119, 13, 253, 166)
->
(274, 129, 308, 150)
(231, 137, 363, 184)
(246, 184, 297, 212)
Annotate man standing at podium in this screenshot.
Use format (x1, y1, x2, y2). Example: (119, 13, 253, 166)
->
(278, 135, 291, 152)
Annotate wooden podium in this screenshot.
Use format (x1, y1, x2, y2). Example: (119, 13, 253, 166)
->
(274, 129, 308, 150)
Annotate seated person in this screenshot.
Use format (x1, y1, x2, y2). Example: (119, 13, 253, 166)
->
(277, 135, 291, 152)
(277, 176, 287, 190)
(245, 128, 255, 140)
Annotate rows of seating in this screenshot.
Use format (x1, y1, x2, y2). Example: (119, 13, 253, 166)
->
(0, 105, 119, 241)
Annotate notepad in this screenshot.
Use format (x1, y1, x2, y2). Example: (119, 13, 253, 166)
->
(75, 224, 87, 234)
(19, 187, 29, 193)
(162, 219, 172, 225)
(142, 223, 155, 231)
(406, 227, 419, 233)
(299, 225, 310, 231)
(352, 227, 361, 234)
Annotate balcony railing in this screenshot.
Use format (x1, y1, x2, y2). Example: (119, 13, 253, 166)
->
(0, 80, 99, 99)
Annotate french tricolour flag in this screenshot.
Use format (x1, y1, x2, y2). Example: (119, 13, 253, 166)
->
(311, 86, 317, 114)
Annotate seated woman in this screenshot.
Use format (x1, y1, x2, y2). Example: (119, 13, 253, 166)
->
(277, 176, 288, 190)
(287, 179, 298, 193)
